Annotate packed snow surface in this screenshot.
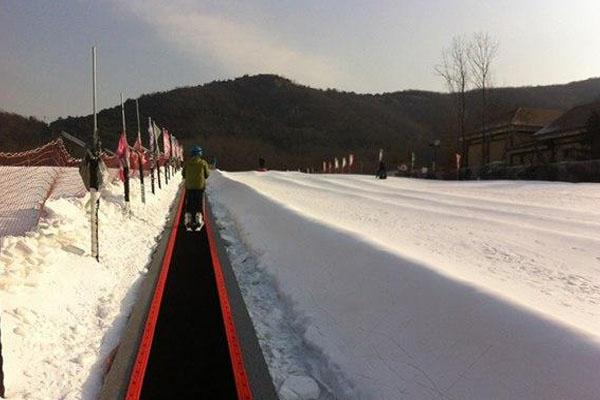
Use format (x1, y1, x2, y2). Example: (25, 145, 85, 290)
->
(0, 173, 180, 399)
(208, 170, 600, 400)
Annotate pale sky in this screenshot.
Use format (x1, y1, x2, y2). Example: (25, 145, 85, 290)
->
(1, 0, 600, 121)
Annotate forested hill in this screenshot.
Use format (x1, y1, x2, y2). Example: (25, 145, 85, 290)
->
(47, 75, 447, 171)
(7, 74, 600, 171)
(0, 111, 52, 153)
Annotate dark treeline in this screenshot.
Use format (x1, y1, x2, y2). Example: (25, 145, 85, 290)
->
(4, 74, 600, 172)
(0, 111, 53, 152)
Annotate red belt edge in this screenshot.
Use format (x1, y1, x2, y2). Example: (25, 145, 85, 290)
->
(125, 189, 185, 400)
(204, 199, 254, 400)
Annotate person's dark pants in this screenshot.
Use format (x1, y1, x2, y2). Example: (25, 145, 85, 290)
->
(185, 189, 204, 217)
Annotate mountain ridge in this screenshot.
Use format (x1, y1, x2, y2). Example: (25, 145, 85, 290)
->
(3, 74, 600, 171)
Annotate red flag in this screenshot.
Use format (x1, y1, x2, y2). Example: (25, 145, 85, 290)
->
(116, 132, 130, 181)
(162, 129, 171, 158)
(134, 136, 147, 167)
(130, 151, 138, 170)
(133, 135, 143, 152)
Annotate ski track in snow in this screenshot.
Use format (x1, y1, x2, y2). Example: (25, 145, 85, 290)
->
(209, 170, 600, 400)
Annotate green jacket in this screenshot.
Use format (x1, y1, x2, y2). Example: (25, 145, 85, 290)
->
(182, 156, 210, 190)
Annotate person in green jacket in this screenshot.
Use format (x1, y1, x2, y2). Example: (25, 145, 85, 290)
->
(182, 145, 210, 230)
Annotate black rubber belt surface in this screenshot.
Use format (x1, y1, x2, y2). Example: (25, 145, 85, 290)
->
(139, 214, 237, 399)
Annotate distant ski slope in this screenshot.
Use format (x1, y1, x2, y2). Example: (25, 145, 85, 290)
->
(209, 171, 600, 400)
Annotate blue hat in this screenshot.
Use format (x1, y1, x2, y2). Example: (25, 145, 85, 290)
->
(190, 145, 203, 157)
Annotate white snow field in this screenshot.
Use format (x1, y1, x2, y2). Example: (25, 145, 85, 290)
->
(0, 172, 180, 400)
(208, 170, 600, 400)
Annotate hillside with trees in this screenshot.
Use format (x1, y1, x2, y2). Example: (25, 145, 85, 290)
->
(48, 75, 445, 172)
(0, 111, 53, 153)
(3, 74, 600, 171)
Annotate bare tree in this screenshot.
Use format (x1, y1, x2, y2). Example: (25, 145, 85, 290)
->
(435, 36, 470, 169)
(468, 32, 499, 165)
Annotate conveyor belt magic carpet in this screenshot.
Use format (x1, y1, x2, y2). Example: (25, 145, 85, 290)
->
(99, 189, 277, 400)
(138, 222, 237, 398)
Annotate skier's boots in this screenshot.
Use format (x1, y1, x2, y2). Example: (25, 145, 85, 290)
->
(184, 212, 193, 231)
(195, 212, 204, 231)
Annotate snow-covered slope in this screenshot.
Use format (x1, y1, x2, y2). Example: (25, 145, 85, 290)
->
(208, 170, 600, 400)
(0, 174, 180, 399)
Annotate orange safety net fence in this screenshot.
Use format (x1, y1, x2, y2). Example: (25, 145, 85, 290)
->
(0, 139, 87, 238)
(0, 138, 172, 240)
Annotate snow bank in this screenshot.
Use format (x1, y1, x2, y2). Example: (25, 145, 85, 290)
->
(0, 166, 87, 238)
(0, 173, 181, 399)
(209, 171, 600, 400)
(210, 203, 346, 400)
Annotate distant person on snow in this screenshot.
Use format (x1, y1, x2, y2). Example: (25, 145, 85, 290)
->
(376, 161, 387, 179)
(258, 157, 267, 172)
(182, 145, 210, 230)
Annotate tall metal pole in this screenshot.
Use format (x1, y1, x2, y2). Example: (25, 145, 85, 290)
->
(121, 92, 126, 132)
(136, 99, 145, 203)
(92, 48, 98, 152)
(121, 93, 130, 209)
(90, 46, 100, 261)
(135, 99, 140, 135)
(155, 122, 162, 189)
(168, 129, 174, 175)
(163, 128, 169, 185)
(148, 117, 155, 194)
